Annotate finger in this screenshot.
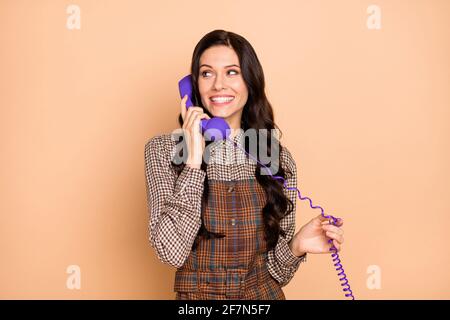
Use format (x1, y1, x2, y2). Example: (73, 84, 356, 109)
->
(189, 107, 205, 113)
(325, 231, 344, 244)
(193, 113, 210, 133)
(192, 114, 203, 135)
(185, 107, 204, 119)
(186, 108, 209, 129)
(196, 111, 211, 120)
(321, 217, 343, 226)
(317, 215, 340, 225)
(190, 112, 209, 136)
(322, 224, 344, 235)
(180, 95, 188, 121)
(184, 109, 202, 131)
(333, 240, 341, 252)
(184, 107, 204, 122)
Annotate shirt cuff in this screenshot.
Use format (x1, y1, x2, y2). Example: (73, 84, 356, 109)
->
(275, 238, 307, 267)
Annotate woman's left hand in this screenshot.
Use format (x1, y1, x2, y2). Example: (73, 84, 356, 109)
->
(290, 214, 344, 256)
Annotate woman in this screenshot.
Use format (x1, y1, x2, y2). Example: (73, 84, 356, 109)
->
(144, 29, 344, 300)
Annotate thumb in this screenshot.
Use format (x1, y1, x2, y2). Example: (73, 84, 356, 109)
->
(317, 214, 341, 225)
(310, 214, 327, 227)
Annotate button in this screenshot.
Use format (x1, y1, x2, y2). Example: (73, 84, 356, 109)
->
(227, 186, 234, 193)
(231, 218, 236, 226)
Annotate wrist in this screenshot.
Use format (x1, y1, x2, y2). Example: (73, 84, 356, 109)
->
(186, 154, 200, 165)
(186, 161, 201, 170)
(289, 239, 306, 257)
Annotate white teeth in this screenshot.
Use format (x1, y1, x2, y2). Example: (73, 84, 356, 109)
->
(211, 97, 234, 103)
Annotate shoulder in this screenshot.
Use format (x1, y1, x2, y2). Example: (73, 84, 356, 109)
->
(280, 144, 296, 168)
(145, 133, 178, 160)
(145, 133, 174, 149)
(280, 144, 297, 178)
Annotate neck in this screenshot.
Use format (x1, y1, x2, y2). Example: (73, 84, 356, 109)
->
(228, 126, 243, 140)
(224, 111, 243, 140)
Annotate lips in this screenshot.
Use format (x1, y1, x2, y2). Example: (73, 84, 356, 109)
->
(210, 95, 235, 105)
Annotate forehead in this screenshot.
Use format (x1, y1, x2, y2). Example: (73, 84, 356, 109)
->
(199, 45, 239, 67)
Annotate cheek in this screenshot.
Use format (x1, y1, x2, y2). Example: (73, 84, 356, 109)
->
(198, 83, 209, 105)
(233, 83, 248, 104)
(198, 82, 207, 96)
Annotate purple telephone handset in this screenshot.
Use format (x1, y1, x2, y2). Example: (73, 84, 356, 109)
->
(178, 74, 230, 142)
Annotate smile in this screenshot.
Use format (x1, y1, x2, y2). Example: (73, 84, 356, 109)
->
(210, 96, 235, 105)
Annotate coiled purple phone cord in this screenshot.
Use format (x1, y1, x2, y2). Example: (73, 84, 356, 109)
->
(228, 138, 355, 300)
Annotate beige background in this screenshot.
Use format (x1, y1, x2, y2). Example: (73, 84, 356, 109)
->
(1, 0, 449, 299)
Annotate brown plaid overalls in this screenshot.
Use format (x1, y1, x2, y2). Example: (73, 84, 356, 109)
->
(174, 178, 285, 300)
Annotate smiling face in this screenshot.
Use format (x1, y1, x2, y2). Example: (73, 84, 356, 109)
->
(198, 45, 248, 131)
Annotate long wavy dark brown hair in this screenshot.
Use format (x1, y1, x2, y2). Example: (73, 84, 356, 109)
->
(172, 29, 294, 252)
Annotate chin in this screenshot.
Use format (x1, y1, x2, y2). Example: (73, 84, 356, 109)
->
(210, 108, 233, 118)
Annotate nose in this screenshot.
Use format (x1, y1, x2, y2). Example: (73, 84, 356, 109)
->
(213, 73, 226, 91)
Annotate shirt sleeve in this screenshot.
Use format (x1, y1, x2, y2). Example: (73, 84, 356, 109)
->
(144, 134, 206, 268)
(266, 145, 307, 287)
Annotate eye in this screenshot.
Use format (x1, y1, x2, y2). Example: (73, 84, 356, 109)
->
(200, 69, 239, 77)
(201, 71, 212, 77)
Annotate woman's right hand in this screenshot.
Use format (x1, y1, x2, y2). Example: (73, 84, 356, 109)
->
(180, 94, 211, 169)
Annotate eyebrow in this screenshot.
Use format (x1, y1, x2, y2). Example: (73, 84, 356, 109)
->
(199, 64, 241, 69)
